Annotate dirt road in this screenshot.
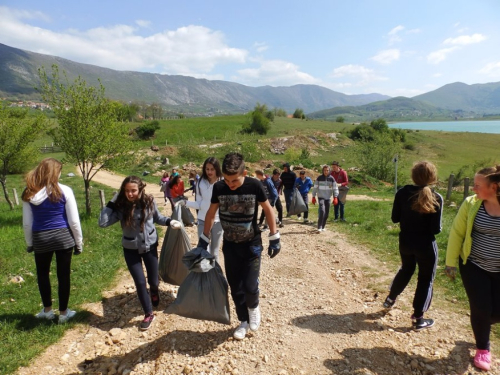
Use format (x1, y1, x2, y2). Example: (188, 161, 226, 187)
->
(16, 170, 496, 374)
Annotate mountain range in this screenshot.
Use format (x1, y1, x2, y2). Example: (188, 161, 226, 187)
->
(0, 43, 388, 114)
(1, 43, 499, 118)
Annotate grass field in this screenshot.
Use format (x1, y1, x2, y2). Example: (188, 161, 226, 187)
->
(1, 114, 499, 374)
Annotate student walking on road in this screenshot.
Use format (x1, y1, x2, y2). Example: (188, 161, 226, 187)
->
(445, 165, 500, 371)
(197, 153, 281, 340)
(383, 161, 443, 331)
(22, 158, 83, 324)
(99, 176, 181, 331)
(312, 165, 338, 233)
(330, 161, 349, 222)
(280, 163, 296, 217)
(295, 171, 313, 223)
(271, 169, 284, 228)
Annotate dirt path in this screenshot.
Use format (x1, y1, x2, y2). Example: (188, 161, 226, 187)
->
(16, 170, 497, 374)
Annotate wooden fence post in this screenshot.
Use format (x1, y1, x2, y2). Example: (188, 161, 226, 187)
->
(446, 173, 455, 201)
(12, 188, 19, 206)
(99, 190, 106, 209)
(463, 177, 470, 201)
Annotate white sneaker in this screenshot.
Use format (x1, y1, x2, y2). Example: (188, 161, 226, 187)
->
(316, 228, 322, 233)
(248, 305, 261, 331)
(233, 321, 250, 340)
(35, 308, 55, 320)
(322, 228, 327, 232)
(58, 309, 76, 324)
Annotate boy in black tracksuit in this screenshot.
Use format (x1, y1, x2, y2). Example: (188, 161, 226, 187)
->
(198, 153, 281, 340)
(384, 161, 443, 330)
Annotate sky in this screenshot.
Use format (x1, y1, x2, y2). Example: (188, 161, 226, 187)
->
(1, 1, 500, 98)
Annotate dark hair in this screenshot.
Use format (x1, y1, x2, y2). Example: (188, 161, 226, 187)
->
(115, 176, 153, 231)
(272, 168, 280, 175)
(168, 174, 181, 189)
(198, 157, 222, 198)
(411, 161, 439, 213)
(222, 152, 245, 175)
(477, 165, 500, 204)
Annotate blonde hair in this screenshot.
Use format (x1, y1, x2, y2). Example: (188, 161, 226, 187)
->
(477, 165, 500, 204)
(411, 161, 439, 214)
(22, 158, 63, 203)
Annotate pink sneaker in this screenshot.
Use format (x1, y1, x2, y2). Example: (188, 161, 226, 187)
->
(474, 349, 491, 371)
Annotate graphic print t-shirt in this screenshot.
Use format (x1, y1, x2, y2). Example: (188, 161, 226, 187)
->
(211, 177, 267, 245)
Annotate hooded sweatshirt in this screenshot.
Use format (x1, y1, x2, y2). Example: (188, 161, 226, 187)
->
(391, 185, 443, 243)
(23, 184, 83, 248)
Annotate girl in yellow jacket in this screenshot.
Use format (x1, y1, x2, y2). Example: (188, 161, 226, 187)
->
(446, 165, 500, 372)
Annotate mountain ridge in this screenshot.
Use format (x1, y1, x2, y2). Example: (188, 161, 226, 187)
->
(0, 43, 390, 114)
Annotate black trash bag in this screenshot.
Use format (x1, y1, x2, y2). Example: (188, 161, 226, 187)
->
(288, 188, 307, 215)
(180, 205, 196, 227)
(158, 205, 191, 285)
(166, 247, 231, 325)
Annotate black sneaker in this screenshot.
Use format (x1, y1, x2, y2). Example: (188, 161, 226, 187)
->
(414, 318, 434, 331)
(151, 293, 160, 307)
(140, 313, 155, 331)
(383, 296, 395, 309)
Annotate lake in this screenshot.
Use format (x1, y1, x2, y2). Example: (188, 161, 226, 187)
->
(389, 120, 500, 134)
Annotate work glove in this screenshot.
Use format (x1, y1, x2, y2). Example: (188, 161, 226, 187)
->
(333, 197, 339, 206)
(312, 197, 316, 205)
(170, 219, 182, 229)
(444, 266, 456, 281)
(268, 232, 281, 259)
(74, 244, 83, 255)
(106, 192, 119, 208)
(197, 233, 210, 250)
(27, 246, 34, 253)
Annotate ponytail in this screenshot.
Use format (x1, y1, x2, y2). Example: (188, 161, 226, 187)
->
(412, 186, 439, 213)
(410, 161, 439, 214)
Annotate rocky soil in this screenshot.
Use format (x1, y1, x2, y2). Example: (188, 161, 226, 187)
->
(15, 171, 500, 375)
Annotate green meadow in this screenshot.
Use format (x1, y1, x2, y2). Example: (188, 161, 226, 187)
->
(1, 115, 499, 374)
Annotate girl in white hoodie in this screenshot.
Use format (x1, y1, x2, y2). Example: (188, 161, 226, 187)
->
(22, 158, 83, 324)
(181, 157, 223, 262)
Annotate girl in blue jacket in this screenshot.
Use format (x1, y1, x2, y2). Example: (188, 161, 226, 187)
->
(99, 176, 181, 331)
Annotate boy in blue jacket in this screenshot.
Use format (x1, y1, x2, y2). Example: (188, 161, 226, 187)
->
(295, 171, 313, 223)
(255, 170, 278, 230)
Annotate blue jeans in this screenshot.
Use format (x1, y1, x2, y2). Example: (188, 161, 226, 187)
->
(123, 244, 159, 315)
(222, 241, 262, 323)
(283, 188, 293, 214)
(334, 201, 345, 220)
(197, 220, 223, 263)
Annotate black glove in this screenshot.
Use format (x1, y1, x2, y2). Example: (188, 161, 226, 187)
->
(74, 244, 83, 255)
(27, 246, 34, 253)
(268, 232, 281, 258)
(197, 233, 210, 250)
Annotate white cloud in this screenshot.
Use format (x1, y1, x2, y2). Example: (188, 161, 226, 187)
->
(443, 33, 486, 45)
(253, 42, 268, 53)
(236, 60, 319, 86)
(388, 25, 404, 45)
(479, 61, 500, 77)
(135, 20, 151, 28)
(427, 47, 458, 64)
(406, 28, 421, 34)
(0, 6, 247, 76)
(370, 49, 400, 64)
(330, 64, 387, 87)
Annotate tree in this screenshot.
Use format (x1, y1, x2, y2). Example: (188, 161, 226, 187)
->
(38, 65, 132, 215)
(336, 116, 345, 123)
(370, 118, 388, 132)
(0, 107, 45, 209)
(293, 108, 305, 119)
(136, 120, 161, 139)
(242, 103, 273, 135)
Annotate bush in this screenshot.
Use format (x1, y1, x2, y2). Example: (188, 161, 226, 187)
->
(336, 116, 345, 123)
(357, 134, 404, 182)
(178, 145, 207, 161)
(135, 120, 160, 139)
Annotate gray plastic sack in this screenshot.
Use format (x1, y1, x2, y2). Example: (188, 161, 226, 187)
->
(181, 205, 196, 227)
(159, 205, 191, 285)
(338, 185, 349, 204)
(166, 247, 231, 325)
(288, 188, 307, 215)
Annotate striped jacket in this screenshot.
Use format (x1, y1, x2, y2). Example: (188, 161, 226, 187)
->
(312, 175, 338, 200)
